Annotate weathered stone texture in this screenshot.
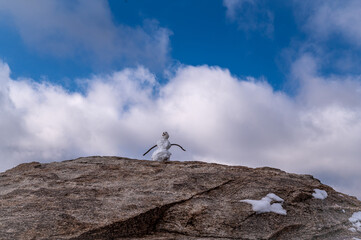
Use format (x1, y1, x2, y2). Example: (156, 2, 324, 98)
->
(0, 156, 360, 239)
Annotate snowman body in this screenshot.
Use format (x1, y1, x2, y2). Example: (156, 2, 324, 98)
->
(152, 135, 172, 161)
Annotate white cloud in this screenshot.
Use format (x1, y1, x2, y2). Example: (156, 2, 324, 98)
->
(0, 0, 172, 70)
(1, 59, 361, 199)
(294, 0, 361, 47)
(223, 0, 274, 37)
(2, 62, 158, 165)
(290, 0, 361, 74)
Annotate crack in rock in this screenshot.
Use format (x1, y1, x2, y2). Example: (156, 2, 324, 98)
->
(266, 224, 303, 239)
(71, 180, 234, 239)
(157, 228, 242, 239)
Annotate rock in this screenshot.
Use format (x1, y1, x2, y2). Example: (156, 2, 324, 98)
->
(0, 156, 360, 240)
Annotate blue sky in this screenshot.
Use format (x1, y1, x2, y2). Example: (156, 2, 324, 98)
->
(1, 0, 358, 89)
(0, 0, 301, 89)
(1, 0, 361, 200)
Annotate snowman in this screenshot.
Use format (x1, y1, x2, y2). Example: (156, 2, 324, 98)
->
(143, 132, 186, 161)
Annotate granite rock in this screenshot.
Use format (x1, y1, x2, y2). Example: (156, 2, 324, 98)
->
(0, 156, 361, 239)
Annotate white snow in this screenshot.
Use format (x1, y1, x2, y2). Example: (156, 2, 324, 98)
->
(349, 211, 361, 232)
(240, 193, 287, 215)
(151, 132, 172, 161)
(349, 227, 357, 233)
(312, 189, 328, 200)
(352, 237, 361, 240)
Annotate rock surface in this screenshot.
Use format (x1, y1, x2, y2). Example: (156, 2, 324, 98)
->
(1, 156, 361, 240)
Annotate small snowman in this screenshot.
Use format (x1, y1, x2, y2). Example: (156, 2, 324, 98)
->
(143, 132, 186, 161)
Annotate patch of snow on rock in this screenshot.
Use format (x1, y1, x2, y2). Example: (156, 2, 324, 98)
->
(312, 189, 328, 200)
(240, 193, 287, 215)
(349, 211, 361, 233)
(350, 227, 357, 233)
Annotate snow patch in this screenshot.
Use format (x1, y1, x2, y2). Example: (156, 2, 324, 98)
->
(240, 193, 287, 215)
(349, 211, 361, 232)
(349, 227, 357, 233)
(312, 189, 328, 199)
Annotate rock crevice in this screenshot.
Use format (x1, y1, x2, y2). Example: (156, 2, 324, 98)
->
(72, 179, 234, 239)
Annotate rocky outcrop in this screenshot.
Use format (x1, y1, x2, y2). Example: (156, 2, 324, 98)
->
(0, 156, 361, 240)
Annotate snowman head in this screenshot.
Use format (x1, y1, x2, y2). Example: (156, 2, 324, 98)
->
(162, 131, 169, 139)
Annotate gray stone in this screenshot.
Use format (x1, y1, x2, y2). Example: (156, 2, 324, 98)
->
(0, 156, 360, 239)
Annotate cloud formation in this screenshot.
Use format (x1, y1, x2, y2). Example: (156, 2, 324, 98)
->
(291, 0, 361, 74)
(295, 0, 361, 46)
(223, 0, 274, 37)
(1, 59, 361, 199)
(0, 0, 172, 70)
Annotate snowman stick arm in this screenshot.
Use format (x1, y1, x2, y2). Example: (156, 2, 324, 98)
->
(171, 144, 186, 151)
(143, 145, 157, 156)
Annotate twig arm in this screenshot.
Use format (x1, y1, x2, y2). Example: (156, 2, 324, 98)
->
(171, 144, 186, 151)
(143, 145, 157, 156)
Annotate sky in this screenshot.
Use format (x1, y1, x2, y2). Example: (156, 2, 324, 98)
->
(0, 0, 361, 199)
